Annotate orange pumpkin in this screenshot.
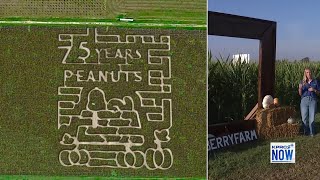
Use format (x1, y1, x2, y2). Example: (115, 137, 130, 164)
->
(274, 98, 280, 107)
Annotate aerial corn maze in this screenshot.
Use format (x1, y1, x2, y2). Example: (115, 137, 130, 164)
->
(0, 0, 206, 179)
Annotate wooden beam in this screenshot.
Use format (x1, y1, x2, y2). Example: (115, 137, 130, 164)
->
(208, 11, 274, 39)
(244, 103, 258, 120)
(258, 23, 277, 108)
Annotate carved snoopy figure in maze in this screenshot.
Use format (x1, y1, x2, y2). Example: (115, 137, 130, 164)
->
(84, 87, 141, 130)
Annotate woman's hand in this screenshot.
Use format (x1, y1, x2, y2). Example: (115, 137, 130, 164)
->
(299, 84, 303, 96)
(308, 87, 316, 92)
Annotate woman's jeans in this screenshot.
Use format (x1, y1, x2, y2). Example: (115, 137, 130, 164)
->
(300, 96, 317, 135)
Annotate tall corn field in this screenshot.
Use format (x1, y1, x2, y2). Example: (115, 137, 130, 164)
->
(208, 54, 320, 125)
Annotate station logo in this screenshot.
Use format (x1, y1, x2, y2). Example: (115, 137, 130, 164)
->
(270, 142, 295, 163)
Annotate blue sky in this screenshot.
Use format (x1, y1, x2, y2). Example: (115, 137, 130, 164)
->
(208, 0, 320, 61)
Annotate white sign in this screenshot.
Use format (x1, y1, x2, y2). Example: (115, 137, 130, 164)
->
(270, 142, 295, 163)
(232, 54, 250, 64)
(208, 130, 258, 151)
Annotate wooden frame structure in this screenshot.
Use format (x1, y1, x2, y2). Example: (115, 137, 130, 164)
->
(208, 11, 276, 109)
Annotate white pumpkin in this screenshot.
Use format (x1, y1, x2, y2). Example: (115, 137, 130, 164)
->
(287, 117, 295, 124)
(262, 95, 274, 109)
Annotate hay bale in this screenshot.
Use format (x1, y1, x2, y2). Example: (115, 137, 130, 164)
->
(255, 106, 299, 139)
(256, 106, 296, 128)
(257, 123, 300, 139)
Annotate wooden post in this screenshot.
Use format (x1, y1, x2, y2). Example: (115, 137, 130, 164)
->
(258, 23, 276, 108)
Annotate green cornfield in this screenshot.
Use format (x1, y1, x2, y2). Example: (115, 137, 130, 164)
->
(208, 53, 320, 125)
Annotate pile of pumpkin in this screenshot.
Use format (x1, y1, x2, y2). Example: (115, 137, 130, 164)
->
(262, 95, 296, 124)
(255, 95, 300, 139)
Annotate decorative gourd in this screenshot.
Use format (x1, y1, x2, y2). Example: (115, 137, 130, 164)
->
(274, 98, 280, 107)
(287, 117, 295, 124)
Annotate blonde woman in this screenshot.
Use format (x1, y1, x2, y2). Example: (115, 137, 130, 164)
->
(298, 68, 319, 136)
